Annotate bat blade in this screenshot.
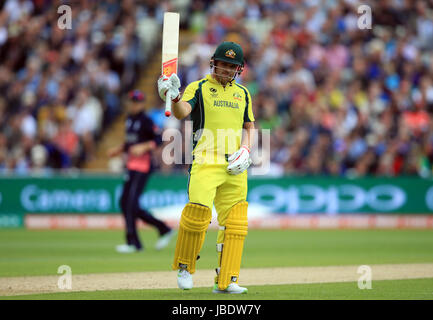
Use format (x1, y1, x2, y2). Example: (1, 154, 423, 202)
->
(162, 12, 180, 117)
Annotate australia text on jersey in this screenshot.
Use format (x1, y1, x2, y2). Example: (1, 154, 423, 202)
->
(213, 100, 240, 109)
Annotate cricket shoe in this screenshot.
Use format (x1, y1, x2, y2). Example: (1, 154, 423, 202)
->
(155, 230, 175, 251)
(115, 244, 141, 253)
(177, 269, 193, 290)
(212, 283, 248, 294)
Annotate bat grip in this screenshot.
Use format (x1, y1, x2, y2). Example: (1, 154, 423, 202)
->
(165, 91, 172, 117)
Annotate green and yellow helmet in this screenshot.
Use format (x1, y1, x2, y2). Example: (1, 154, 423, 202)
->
(210, 41, 245, 79)
(212, 41, 244, 66)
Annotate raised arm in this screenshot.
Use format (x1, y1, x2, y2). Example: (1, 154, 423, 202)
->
(158, 74, 195, 120)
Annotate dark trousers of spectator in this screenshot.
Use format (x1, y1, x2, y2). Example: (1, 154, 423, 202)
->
(120, 170, 171, 250)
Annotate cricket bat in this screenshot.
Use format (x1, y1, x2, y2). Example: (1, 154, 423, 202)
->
(162, 12, 180, 117)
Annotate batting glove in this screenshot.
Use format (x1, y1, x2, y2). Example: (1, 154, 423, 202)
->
(158, 73, 181, 102)
(227, 145, 252, 175)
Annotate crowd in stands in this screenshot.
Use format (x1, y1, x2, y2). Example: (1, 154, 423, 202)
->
(1, 0, 433, 178)
(0, 0, 165, 173)
(172, 0, 433, 177)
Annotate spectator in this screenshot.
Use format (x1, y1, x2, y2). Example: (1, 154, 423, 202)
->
(175, 0, 433, 177)
(0, 1, 163, 172)
(2, 0, 433, 178)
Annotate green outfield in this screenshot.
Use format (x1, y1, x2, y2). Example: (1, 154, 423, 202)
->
(1, 229, 433, 299)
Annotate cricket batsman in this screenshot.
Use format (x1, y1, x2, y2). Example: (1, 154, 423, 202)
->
(157, 41, 255, 294)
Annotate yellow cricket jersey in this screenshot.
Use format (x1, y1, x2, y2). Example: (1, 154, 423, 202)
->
(181, 74, 255, 163)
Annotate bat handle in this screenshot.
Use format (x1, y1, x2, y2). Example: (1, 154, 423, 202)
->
(165, 92, 172, 117)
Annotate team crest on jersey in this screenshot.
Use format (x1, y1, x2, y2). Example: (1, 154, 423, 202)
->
(233, 92, 242, 101)
(225, 49, 236, 59)
(209, 87, 218, 98)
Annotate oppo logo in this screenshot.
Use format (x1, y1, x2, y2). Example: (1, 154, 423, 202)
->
(248, 184, 407, 213)
(426, 186, 433, 211)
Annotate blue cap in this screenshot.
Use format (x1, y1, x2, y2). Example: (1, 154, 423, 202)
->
(128, 90, 145, 102)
